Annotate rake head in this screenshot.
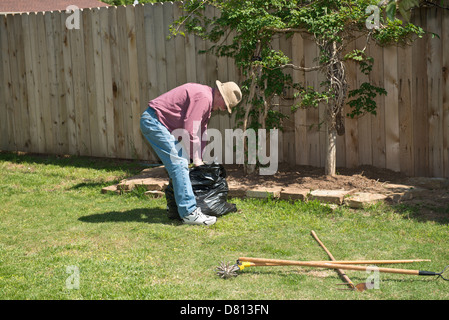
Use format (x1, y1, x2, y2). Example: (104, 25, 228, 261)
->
(216, 261, 240, 279)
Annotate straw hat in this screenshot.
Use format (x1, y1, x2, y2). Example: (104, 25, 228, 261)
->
(216, 80, 242, 113)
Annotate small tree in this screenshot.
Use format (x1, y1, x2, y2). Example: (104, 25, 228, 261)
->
(172, 0, 424, 175)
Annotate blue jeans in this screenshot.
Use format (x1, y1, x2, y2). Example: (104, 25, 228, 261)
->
(140, 107, 196, 218)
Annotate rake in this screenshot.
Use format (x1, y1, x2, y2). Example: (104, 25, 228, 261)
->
(216, 257, 448, 281)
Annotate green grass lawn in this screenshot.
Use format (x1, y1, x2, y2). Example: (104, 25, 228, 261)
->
(0, 151, 448, 300)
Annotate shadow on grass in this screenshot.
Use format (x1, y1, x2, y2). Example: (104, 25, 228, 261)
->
(78, 208, 181, 226)
(71, 181, 112, 190)
(0, 150, 155, 173)
(394, 203, 449, 225)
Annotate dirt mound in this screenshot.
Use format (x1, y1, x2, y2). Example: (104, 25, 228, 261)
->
(224, 163, 408, 194)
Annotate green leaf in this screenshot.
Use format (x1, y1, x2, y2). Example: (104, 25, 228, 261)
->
(398, 6, 411, 21)
(386, 1, 397, 21)
(397, 0, 420, 21)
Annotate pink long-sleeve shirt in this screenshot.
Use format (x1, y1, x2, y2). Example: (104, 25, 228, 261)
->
(148, 83, 213, 161)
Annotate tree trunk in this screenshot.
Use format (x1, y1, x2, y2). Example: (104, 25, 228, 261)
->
(242, 42, 262, 175)
(325, 123, 337, 176)
(242, 70, 258, 175)
(323, 41, 346, 177)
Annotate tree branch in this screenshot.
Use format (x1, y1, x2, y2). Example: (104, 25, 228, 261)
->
(422, 0, 449, 10)
(263, 27, 307, 33)
(278, 63, 324, 72)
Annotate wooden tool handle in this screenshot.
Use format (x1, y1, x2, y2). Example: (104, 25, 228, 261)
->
(238, 257, 422, 275)
(238, 257, 429, 265)
(310, 230, 355, 288)
(311, 230, 337, 260)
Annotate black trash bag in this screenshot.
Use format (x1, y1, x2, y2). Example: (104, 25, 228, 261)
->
(190, 163, 237, 217)
(164, 163, 237, 220)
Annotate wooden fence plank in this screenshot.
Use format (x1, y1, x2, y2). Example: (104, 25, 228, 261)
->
(370, 42, 386, 169)
(8, 14, 23, 151)
(60, 10, 77, 155)
(70, 9, 90, 155)
(99, 7, 116, 158)
(177, 1, 198, 84)
(125, 5, 143, 159)
(58, 13, 70, 155)
(144, 3, 158, 99)
(14, 13, 31, 152)
(27, 13, 45, 153)
(163, 2, 178, 91)
(412, 8, 429, 176)
(54, 10, 69, 155)
(398, 43, 414, 176)
(173, 2, 187, 86)
(153, 3, 168, 96)
(134, 4, 152, 161)
(204, 5, 217, 85)
(135, 3, 148, 107)
(143, 3, 159, 161)
(108, 6, 125, 158)
(118, 5, 133, 159)
(52, 10, 69, 155)
(91, 7, 108, 157)
(21, 13, 38, 152)
(116, 5, 133, 159)
(427, 7, 444, 177)
(81, 9, 102, 156)
(443, 9, 449, 177)
(0, 15, 13, 151)
(45, 12, 62, 154)
(383, 45, 400, 172)
(6, 14, 20, 151)
(36, 12, 54, 154)
(0, 15, 5, 150)
(195, 34, 207, 85)
(184, 32, 197, 83)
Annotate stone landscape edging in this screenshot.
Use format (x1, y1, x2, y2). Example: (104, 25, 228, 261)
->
(101, 167, 447, 209)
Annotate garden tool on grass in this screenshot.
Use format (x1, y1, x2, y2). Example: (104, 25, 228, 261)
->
(311, 230, 374, 291)
(237, 257, 431, 266)
(310, 230, 358, 291)
(217, 258, 449, 282)
(216, 257, 436, 279)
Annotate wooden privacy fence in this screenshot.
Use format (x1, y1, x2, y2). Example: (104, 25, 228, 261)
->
(0, 2, 237, 163)
(0, 3, 448, 177)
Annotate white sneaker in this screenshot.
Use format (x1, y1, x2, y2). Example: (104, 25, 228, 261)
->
(182, 207, 217, 226)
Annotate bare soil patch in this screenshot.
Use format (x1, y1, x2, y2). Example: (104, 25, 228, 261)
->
(224, 163, 408, 194)
(223, 163, 449, 211)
